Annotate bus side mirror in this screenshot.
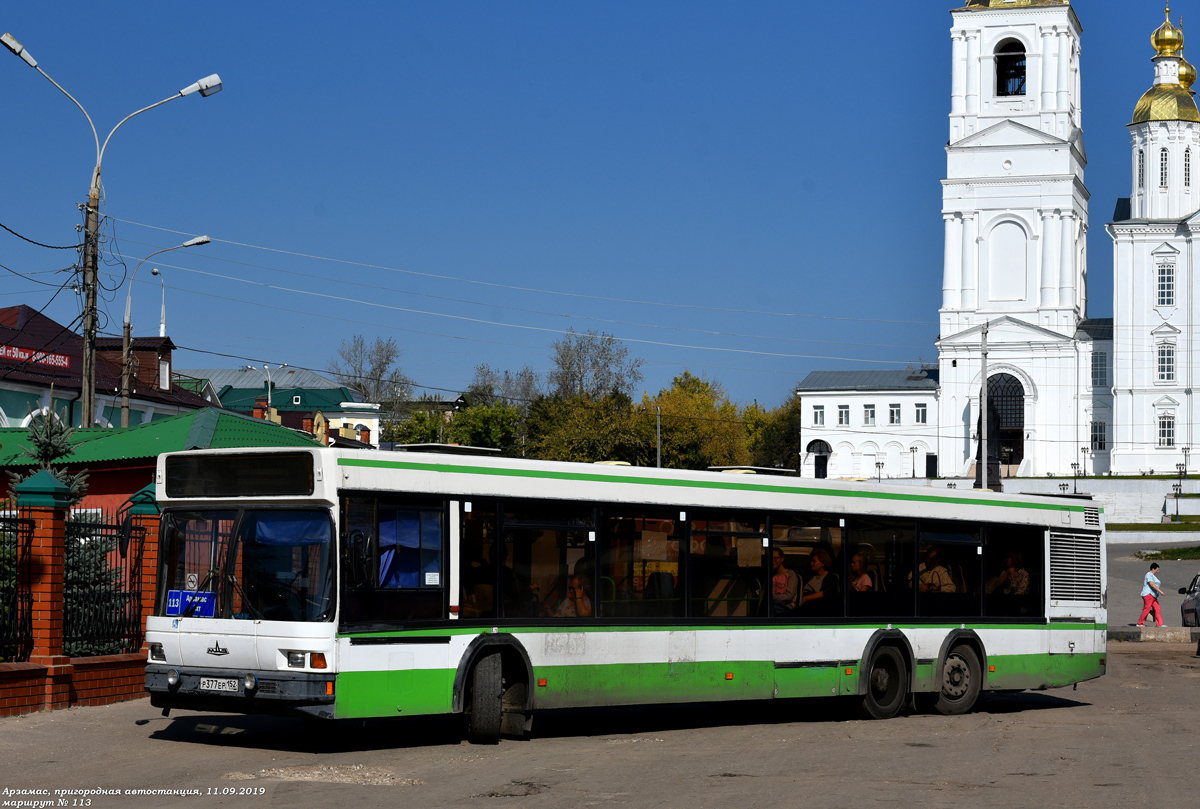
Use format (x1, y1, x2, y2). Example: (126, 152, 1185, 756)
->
(348, 529, 373, 589)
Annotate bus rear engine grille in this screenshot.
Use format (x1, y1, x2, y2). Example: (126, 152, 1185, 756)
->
(1049, 532, 1102, 602)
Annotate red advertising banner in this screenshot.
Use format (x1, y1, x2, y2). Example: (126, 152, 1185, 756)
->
(0, 343, 72, 369)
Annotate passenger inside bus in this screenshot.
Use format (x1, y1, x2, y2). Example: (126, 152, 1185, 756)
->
(800, 547, 840, 613)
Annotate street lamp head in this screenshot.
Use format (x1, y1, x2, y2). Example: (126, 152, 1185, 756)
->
(180, 74, 222, 98)
(151, 268, 160, 277)
(1, 33, 37, 68)
(182, 235, 211, 247)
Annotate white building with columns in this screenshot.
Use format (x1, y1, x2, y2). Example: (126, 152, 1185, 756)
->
(1108, 11, 1200, 474)
(800, 0, 1121, 480)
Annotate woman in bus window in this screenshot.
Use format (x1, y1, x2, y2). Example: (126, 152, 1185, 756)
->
(849, 552, 873, 592)
(801, 548, 839, 606)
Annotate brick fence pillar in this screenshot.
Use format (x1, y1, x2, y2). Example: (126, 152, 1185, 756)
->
(15, 471, 74, 710)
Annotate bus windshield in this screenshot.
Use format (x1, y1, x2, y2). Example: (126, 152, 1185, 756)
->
(158, 509, 335, 622)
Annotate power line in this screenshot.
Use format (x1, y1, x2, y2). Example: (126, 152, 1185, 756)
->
(111, 246, 932, 352)
(142, 262, 920, 365)
(109, 216, 940, 326)
(0, 220, 78, 250)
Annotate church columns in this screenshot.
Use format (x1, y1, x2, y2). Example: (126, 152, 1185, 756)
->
(943, 213, 962, 309)
(1039, 210, 1059, 307)
(965, 32, 979, 117)
(1040, 27, 1057, 110)
(951, 33, 966, 115)
(1058, 211, 1076, 309)
(960, 213, 977, 310)
(1056, 29, 1072, 112)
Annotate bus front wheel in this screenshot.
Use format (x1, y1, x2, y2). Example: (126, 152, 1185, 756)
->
(467, 652, 503, 744)
(858, 645, 908, 720)
(932, 645, 981, 715)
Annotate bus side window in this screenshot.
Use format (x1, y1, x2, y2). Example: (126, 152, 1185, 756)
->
(689, 513, 767, 619)
(846, 519, 916, 619)
(377, 510, 442, 589)
(598, 510, 683, 619)
(461, 502, 498, 619)
(984, 524, 1043, 619)
(917, 523, 982, 618)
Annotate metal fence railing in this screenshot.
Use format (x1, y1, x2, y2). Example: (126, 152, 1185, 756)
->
(0, 512, 34, 663)
(64, 510, 147, 657)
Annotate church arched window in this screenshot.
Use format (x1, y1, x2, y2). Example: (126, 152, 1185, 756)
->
(995, 41, 1026, 97)
(1157, 343, 1176, 383)
(1186, 148, 1192, 188)
(1161, 148, 1170, 188)
(1139, 150, 1145, 189)
(1157, 262, 1175, 306)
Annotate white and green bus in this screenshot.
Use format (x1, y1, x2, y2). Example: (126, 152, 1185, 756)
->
(145, 447, 1106, 742)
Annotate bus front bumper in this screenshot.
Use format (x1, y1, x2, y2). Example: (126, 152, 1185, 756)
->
(145, 664, 336, 719)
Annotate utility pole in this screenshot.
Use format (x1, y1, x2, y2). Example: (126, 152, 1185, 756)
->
(80, 188, 100, 426)
(979, 321, 989, 490)
(0, 31, 222, 426)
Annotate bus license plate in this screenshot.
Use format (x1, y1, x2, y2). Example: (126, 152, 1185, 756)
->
(200, 677, 238, 692)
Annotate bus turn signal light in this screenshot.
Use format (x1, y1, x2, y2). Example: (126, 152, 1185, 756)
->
(537, 678, 548, 687)
(326, 681, 333, 696)
(989, 665, 996, 672)
(725, 672, 734, 680)
(310, 653, 327, 669)
(845, 668, 853, 675)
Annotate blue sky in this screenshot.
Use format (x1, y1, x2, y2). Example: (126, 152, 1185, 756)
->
(0, 2, 1173, 406)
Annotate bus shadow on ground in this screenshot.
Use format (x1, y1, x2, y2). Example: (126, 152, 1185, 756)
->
(145, 690, 1086, 753)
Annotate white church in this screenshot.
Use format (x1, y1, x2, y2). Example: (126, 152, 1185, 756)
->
(798, 0, 1197, 481)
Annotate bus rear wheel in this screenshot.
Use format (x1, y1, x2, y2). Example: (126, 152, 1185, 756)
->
(467, 652, 503, 744)
(933, 645, 981, 715)
(858, 645, 907, 720)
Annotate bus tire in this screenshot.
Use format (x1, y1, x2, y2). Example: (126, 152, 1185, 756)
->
(933, 645, 981, 715)
(467, 652, 503, 744)
(858, 645, 907, 720)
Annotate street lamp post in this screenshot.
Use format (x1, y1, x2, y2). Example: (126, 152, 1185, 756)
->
(245, 364, 289, 420)
(1070, 462, 1079, 494)
(150, 268, 167, 337)
(875, 460, 884, 482)
(2, 32, 221, 426)
(1174, 482, 1183, 521)
(120, 237, 210, 427)
(1080, 446, 1089, 478)
(910, 446, 917, 479)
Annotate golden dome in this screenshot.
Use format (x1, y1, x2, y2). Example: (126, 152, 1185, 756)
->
(1132, 82, 1200, 123)
(1154, 7, 1184, 56)
(1182, 56, 1197, 91)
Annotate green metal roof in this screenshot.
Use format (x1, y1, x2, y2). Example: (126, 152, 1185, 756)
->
(0, 408, 317, 467)
(215, 385, 366, 413)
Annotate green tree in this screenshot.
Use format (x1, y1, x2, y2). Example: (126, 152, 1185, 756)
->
(746, 394, 805, 470)
(384, 401, 443, 444)
(5, 406, 88, 505)
(647, 372, 748, 470)
(527, 392, 648, 464)
(446, 403, 523, 454)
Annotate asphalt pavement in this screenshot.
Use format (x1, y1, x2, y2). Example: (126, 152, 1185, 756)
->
(3, 643, 1198, 808)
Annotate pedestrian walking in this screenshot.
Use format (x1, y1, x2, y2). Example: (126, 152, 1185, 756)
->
(1138, 562, 1166, 627)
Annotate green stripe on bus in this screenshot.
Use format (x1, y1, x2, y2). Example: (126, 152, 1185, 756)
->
(335, 667, 455, 719)
(330, 653, 1105, 717)
(336, 457, 1101, 514)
